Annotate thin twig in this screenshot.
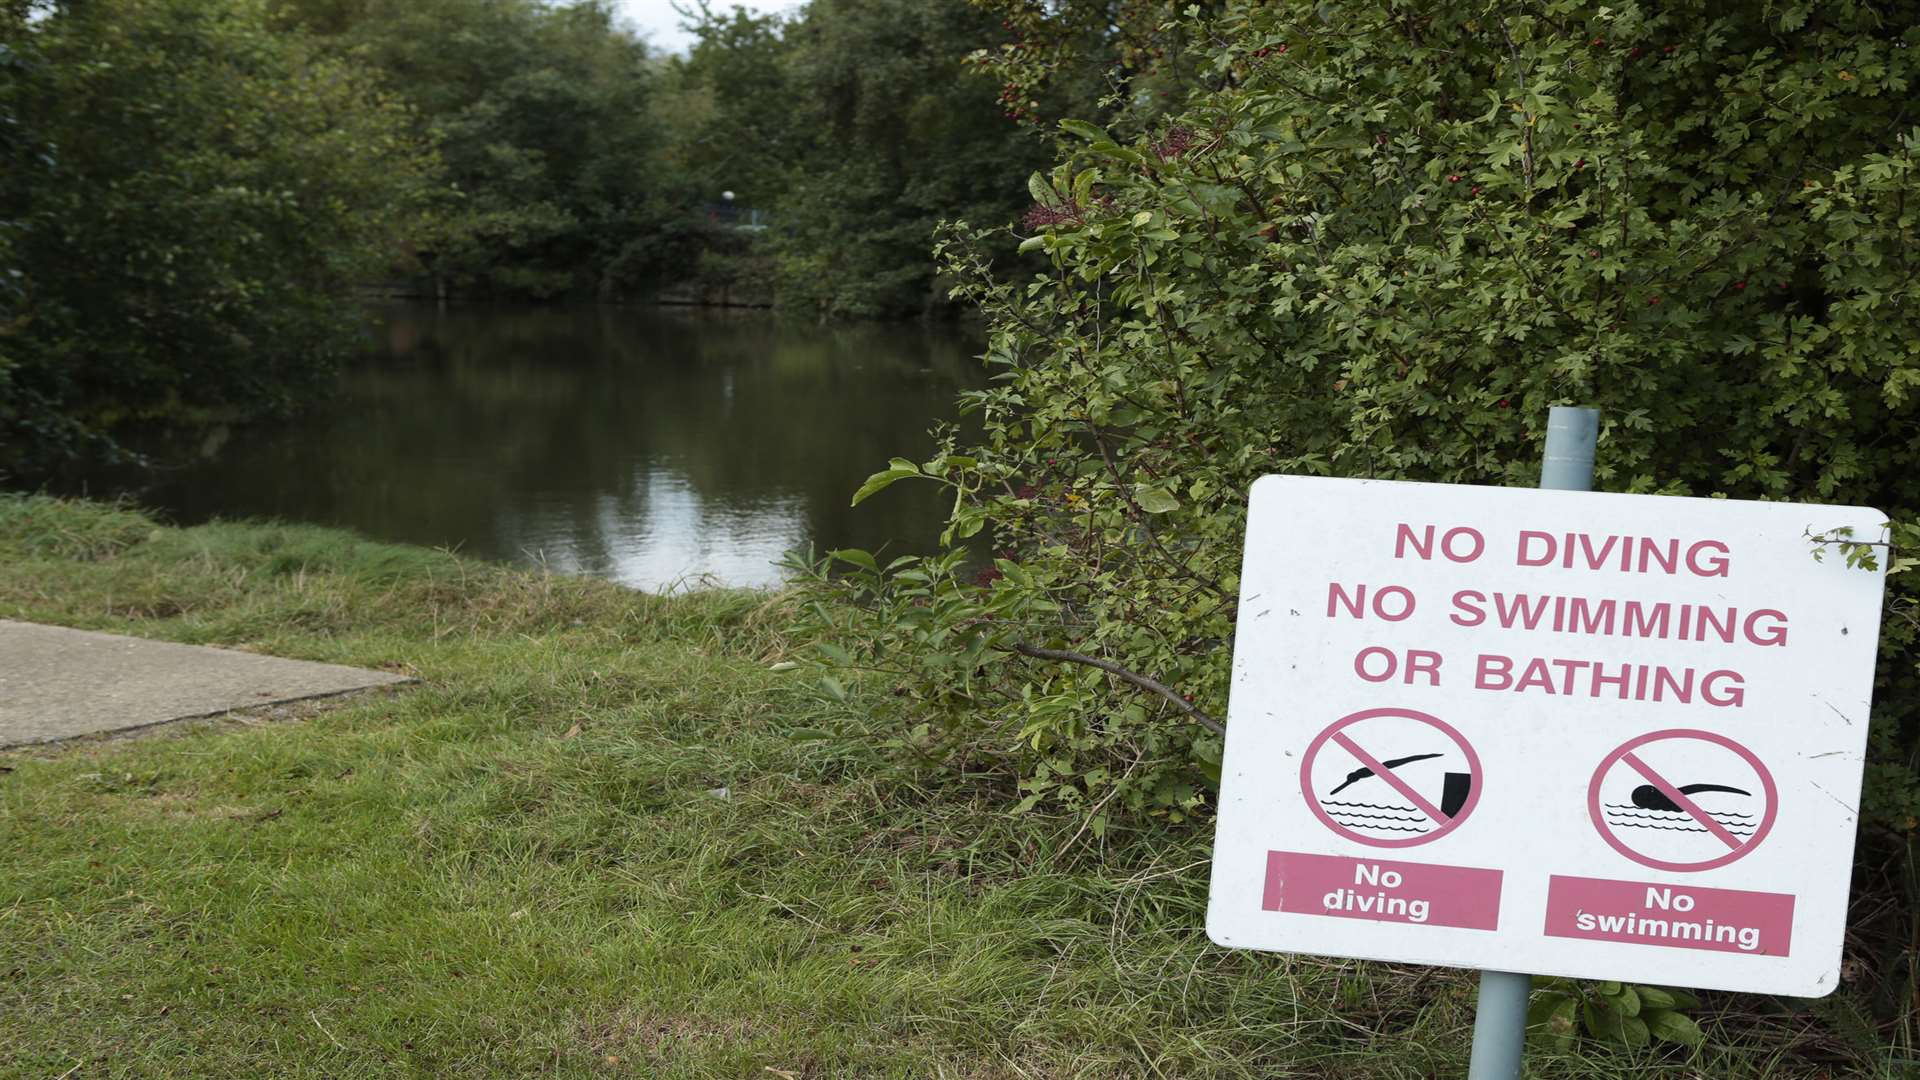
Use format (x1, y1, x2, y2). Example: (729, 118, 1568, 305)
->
(1007, 642, 1224, 735)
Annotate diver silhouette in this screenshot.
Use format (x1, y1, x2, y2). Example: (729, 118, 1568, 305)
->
(1326, 752, 1473, 817)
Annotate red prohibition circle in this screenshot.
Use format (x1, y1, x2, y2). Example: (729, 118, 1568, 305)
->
(1298, 706, 1483, 848)
(1586, 728, 1778, 873)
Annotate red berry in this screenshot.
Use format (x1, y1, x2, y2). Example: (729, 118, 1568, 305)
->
(1591, 38, 1605, 46)
(1648, 296, 1661, 305)
(1448, 174, 1462, 183)
(1588, 250, 1600, 258)
(1498, 399, 1510, 408)
(1470, 185, 1482, 195)
(1733, 281, 1747, 290)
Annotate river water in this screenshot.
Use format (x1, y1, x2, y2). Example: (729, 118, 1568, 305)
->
(70, 304, 981, 590)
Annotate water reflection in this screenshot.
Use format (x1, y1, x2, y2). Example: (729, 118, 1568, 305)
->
(69, 304, 981, 590)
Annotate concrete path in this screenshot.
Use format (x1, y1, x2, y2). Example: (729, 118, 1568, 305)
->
(0, 620, 412, 748)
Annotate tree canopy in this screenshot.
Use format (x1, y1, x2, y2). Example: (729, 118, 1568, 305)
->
(1, 0, 436, 473)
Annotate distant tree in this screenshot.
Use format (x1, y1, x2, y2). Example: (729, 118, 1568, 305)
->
(0, 0, 436, 473)
(662, 4, 795, 209)
(273, 0, 682, 299)
(764, 0, 1055, 319)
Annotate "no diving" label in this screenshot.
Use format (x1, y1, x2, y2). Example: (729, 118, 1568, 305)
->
(1264, 851, 1502, 931)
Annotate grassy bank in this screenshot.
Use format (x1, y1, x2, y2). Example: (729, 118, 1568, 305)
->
(0, 497, 1899, 1077)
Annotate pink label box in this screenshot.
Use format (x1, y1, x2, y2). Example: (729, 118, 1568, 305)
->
(1263, 850, 1503, 930)
(1544, 874, 1794, 956)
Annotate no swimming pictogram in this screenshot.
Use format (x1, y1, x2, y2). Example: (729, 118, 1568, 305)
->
(1586, 729, 1779, 873)
(1300, 707, 1483, 848)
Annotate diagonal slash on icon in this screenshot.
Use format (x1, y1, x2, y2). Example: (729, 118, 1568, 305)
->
(1329, 731, 1451, 824)
(1620, 751, 1744, 850)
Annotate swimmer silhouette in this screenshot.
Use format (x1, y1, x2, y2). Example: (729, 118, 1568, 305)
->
(1326, 753, 1475, 818)
(1631, 783, 1750, 812)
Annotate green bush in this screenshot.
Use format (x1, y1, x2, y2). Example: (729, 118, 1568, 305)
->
(796, 0, 1920, 994)
(0, 0, 437, 474)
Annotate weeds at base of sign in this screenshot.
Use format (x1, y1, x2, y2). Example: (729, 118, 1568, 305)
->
(1527, 979, 1705, 1053)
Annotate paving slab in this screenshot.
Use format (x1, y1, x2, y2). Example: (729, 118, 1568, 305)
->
(0, 620, 412, 747)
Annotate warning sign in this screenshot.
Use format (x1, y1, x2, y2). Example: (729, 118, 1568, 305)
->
(1206, 476, 1888, 996)
(1301, 707, 1481, 847)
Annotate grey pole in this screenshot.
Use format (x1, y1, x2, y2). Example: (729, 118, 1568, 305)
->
(1539, 406, 1599, 493)
(1466, 405, 1599, 1080)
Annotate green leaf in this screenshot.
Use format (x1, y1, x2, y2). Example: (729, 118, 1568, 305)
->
(1018, 235, 1047, 253)
(1528, 995, 1578, 1051)
(1028, 171, 1054, 206)
(1134, 485, 1180, 513)
(1584, 1000, 1624, 1042)
(1646, 1008, 1706, 1048)
(1635, 986, 1675, 1010)
(819, 676, 848, 702)
(851, 460, 921, 506)
(1615, 984, 1640, 1017)
(1059, 118, 1112, 143)
(829, 548, 879, 573)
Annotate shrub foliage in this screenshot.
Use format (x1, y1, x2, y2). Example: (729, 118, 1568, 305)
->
(799, 0, 1920, 873)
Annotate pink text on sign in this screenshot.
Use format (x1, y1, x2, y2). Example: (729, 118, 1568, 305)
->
(1544, 875, 1793, 956)
(1262, 851, 1502, 931)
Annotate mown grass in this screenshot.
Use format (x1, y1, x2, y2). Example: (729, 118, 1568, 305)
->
(0, 495, 1905, 1078)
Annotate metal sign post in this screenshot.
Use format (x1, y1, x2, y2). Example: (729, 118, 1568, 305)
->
(1467, 406, 1598, 1079)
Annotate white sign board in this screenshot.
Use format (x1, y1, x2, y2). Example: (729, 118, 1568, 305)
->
(1206, 476, 1888, 995)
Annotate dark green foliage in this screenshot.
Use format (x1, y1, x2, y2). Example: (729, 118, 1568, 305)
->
(664, 0, 1057, 320)
(661, 5, 793, 208)
(0, 0, 435, 474)
(798, 0, 1920, 1025)
(274, 0, 686, 299)
(765, 0, 1056, 319)
(1529, 980, 1704, 1053)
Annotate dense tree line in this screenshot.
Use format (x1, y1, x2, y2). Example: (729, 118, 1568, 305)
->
(1, 0, 436, 473)
(1, 0, 1081, 472)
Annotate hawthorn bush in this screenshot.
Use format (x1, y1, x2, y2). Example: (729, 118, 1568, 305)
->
(796, 0, 1920, 997)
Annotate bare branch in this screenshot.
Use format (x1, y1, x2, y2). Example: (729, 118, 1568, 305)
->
(1007, 641, 1224, 735)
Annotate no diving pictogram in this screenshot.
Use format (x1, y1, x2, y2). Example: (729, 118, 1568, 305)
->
(1587, 729, 1778, 873)
(1300, 707, 1483, 848)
